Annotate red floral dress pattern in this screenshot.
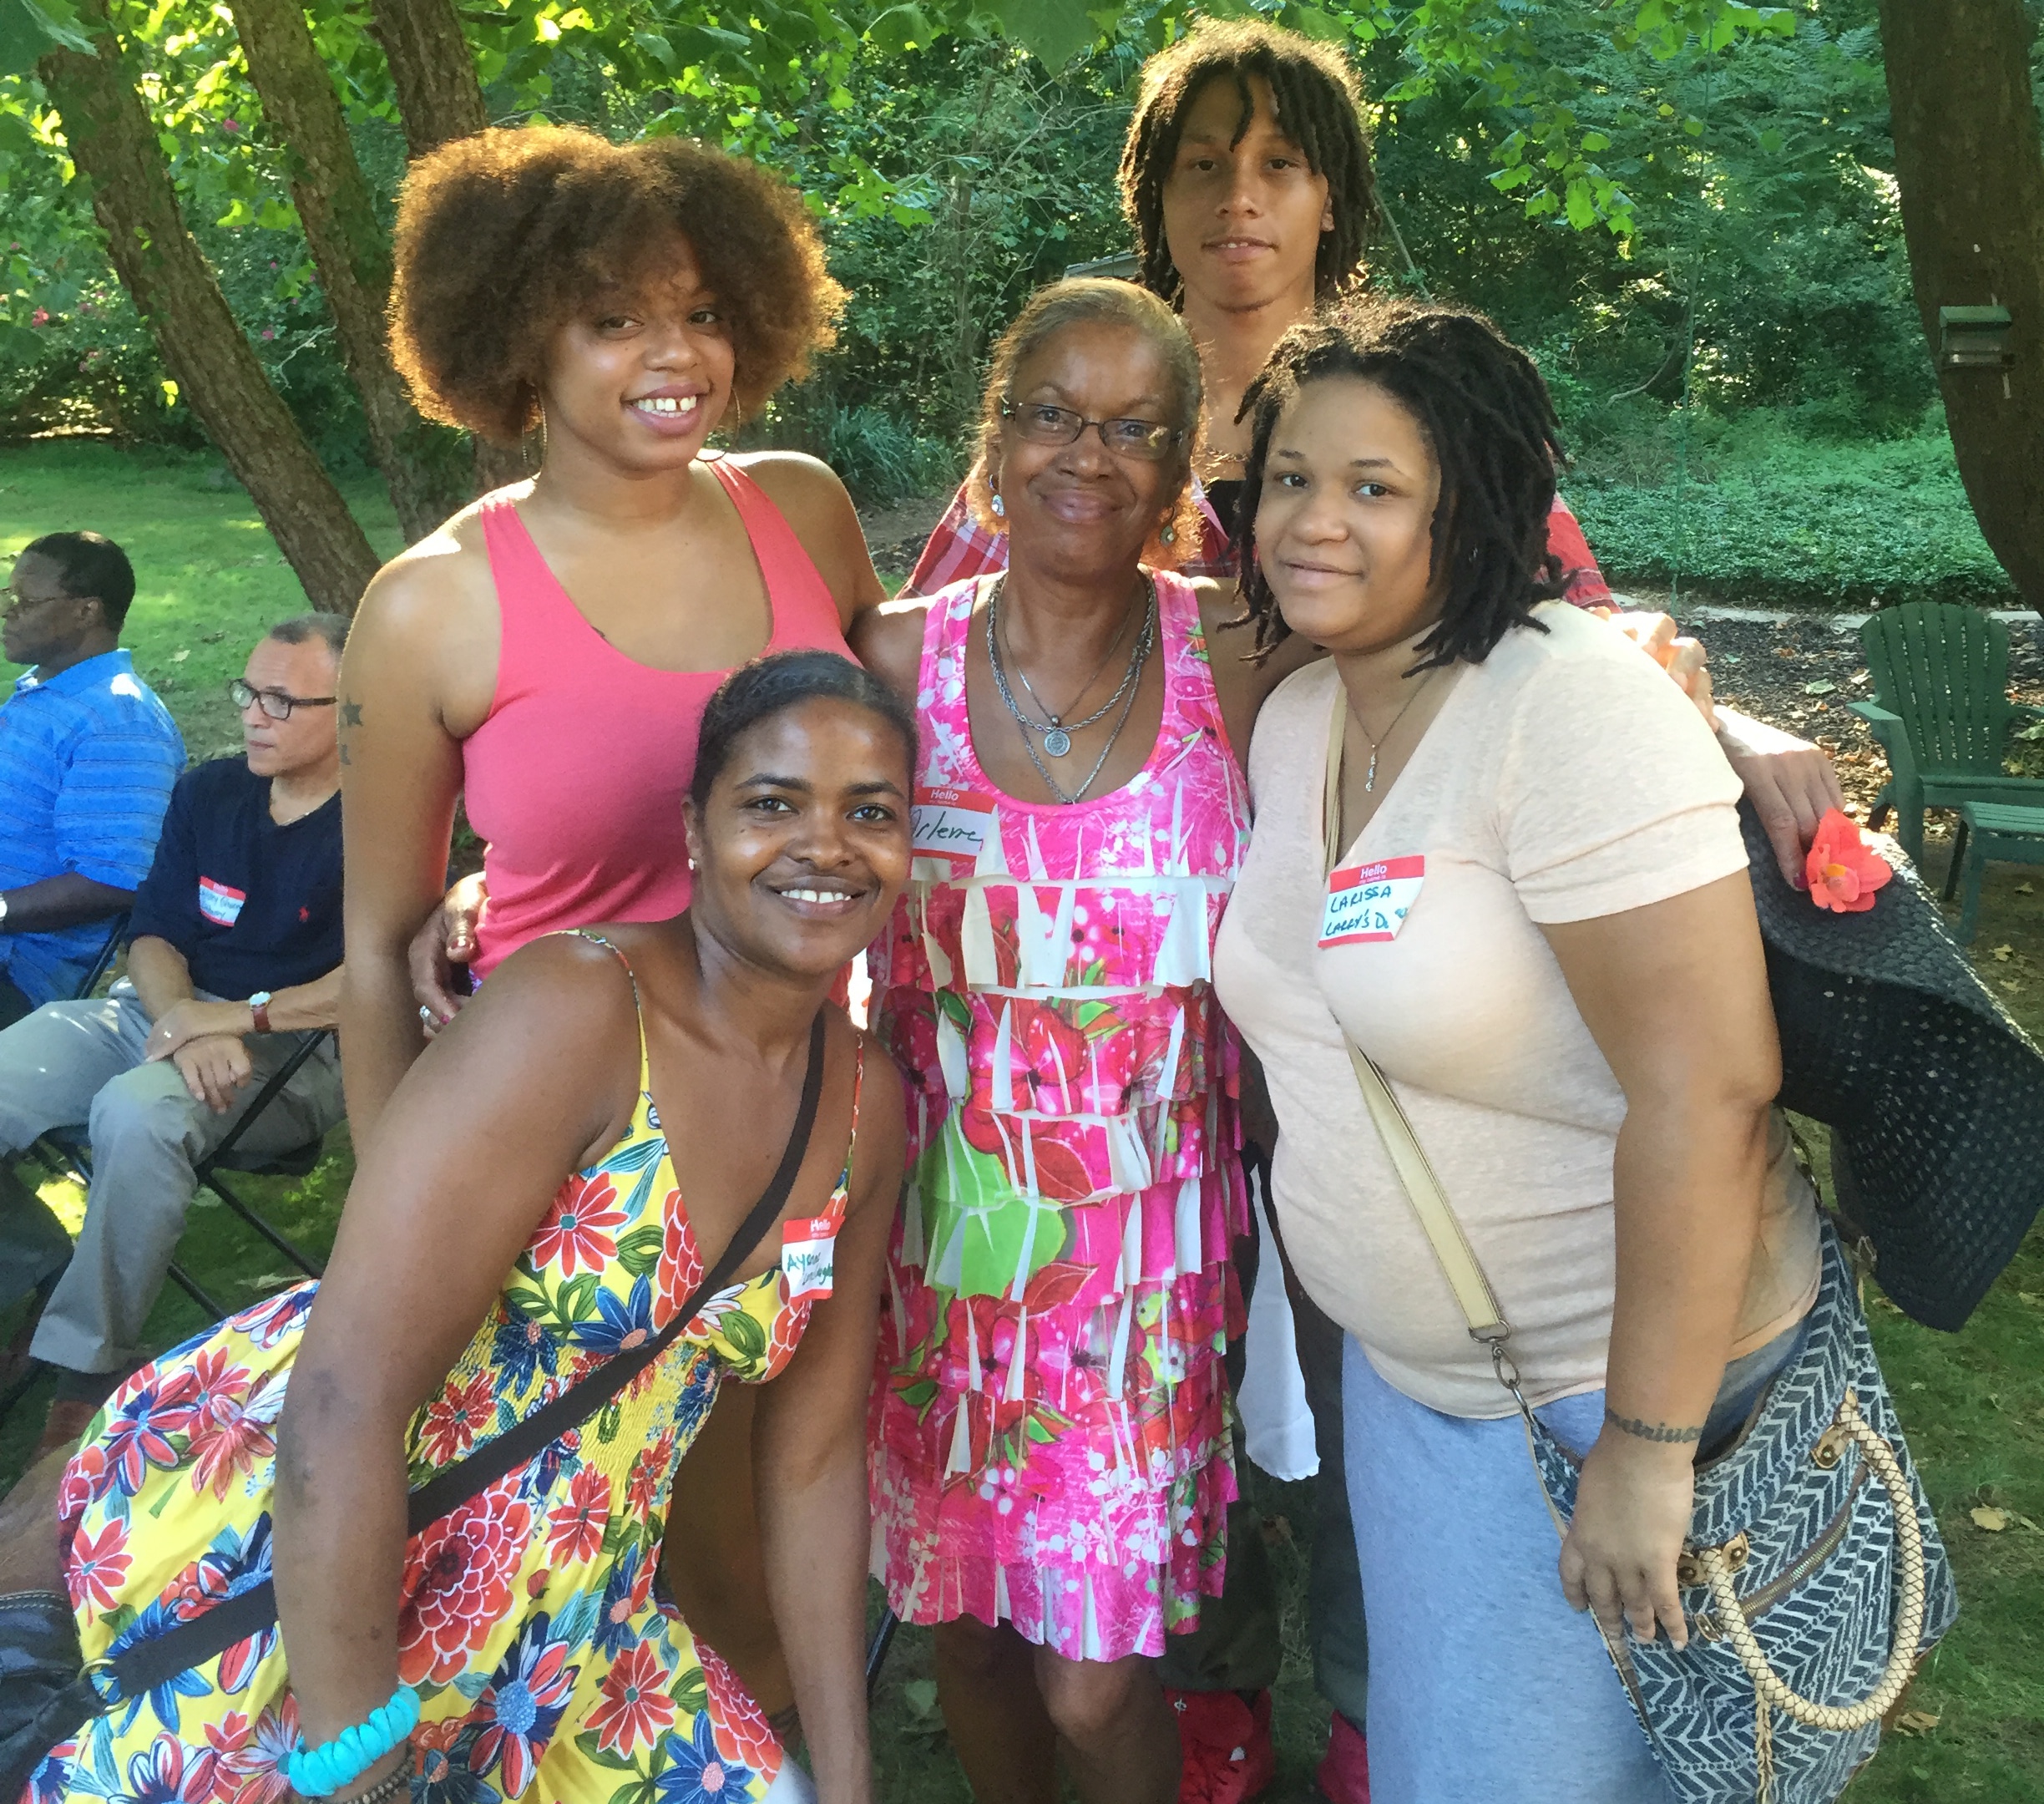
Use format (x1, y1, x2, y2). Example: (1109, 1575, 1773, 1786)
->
(870, 570, 1251, 1661)
(32, 1014, 863, 1804)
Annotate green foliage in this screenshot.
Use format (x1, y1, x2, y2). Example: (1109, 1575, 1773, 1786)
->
(1566, 408, 2016, 608)
(0, 0, 89, 78)
(0, 0, 1974, 595)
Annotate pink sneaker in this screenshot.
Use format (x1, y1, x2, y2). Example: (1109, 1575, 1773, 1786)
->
(1315, 1711, 1370, 1804)
(1167, 1687, 1276, 1804)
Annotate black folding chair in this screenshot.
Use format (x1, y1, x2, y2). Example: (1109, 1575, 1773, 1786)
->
(188, 1027, 332, 1285)
(72, 914, 129, 1001)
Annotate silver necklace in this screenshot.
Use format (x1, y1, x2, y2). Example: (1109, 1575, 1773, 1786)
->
(987, 577, 1156, 805)
(1349, 668, 1440, 793)
(1001, 579, 1146, 757)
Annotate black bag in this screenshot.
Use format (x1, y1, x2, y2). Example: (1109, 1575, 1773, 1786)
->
(1738, 801, 2044, 1328)
(0, 1012, 827, 1798)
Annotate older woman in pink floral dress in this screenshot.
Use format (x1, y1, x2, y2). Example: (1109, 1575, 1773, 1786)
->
(854, 281, 1313, 1804)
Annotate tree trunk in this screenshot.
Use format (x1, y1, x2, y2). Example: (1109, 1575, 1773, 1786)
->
(38, 3, 379, 615)
(364, 0, 530, 493)
(228, 0, 459, 542)
(1877, 0, 2044, 611)
(366, 0, 487, 159)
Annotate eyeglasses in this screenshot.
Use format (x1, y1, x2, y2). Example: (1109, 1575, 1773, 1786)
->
(229, 678, 336, 721)
(3, 588, 78, 620)
(999, 399, 1185, 462)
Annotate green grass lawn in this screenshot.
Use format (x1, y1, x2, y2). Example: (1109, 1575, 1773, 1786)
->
(2, 441, 2040, 1799)
(0, 438, 402, 753)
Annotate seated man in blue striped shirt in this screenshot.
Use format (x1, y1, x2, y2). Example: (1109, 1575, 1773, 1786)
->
(0, 533, 185, 1024)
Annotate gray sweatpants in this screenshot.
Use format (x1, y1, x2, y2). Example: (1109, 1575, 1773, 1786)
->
(0, 980, 343, 1374)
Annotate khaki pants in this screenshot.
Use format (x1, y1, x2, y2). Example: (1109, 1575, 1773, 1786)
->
(0, 981, 343, 1375)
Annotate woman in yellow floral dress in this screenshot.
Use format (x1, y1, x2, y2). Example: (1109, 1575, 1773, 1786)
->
(23, 652, 913, 1804)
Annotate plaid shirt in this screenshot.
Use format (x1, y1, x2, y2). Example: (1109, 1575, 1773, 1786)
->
(901, 474, 1614, 606)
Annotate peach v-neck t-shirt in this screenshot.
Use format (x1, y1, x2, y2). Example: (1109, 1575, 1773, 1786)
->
(1212, 605, 1821, 1417)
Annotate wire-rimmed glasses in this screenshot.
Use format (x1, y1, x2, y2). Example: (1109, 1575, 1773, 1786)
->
(999, 399, 1185, 462)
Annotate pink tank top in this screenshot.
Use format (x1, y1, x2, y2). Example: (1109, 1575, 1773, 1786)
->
(463, 459, 850, 974)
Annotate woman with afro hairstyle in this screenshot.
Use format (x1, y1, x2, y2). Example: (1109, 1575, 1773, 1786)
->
(1214, 298, 1831, 1803)
(336, 124, 887, 1769)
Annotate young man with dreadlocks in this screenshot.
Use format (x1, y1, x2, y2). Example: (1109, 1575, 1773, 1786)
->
(899, 21, 1843, 1804)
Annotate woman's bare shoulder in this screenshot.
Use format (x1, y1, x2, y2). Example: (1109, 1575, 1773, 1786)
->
(356, 503, 503, 636)
(849, 597, 931, 702)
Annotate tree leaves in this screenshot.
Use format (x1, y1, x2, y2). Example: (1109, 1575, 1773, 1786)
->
(983, 0, 1097, 73)
(0, 0, 91, 80)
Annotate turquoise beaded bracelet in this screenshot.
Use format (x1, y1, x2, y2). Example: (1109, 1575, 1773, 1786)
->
(286, 1684, 421, 1798)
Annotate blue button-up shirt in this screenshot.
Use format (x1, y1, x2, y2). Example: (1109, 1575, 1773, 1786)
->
(0, 649, 185, 1006)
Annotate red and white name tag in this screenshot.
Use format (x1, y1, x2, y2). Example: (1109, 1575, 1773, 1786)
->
(911, 786, 996, 864)
(1319, 856, 1424, 946)
(198, 876, 246, 927)
(782, 1216, 841, 1300)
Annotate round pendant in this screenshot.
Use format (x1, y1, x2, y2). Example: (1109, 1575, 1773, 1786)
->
(1042, 727, 1073, 758)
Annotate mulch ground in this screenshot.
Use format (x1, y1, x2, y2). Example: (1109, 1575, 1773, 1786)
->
(1669, 607, 2044, 830)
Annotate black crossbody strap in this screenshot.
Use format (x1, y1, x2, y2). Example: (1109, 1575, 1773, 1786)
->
(105, 1013, 829, 1706)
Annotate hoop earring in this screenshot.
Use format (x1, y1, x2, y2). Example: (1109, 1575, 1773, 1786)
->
(990, 490, 1005, 518)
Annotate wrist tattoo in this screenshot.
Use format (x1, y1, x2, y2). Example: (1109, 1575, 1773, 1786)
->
(1604, 1407, 1702, 1445)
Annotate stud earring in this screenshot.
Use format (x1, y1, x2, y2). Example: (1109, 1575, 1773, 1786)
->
(990, 490, 1005, 518)
(1160, 523, 1176, 546)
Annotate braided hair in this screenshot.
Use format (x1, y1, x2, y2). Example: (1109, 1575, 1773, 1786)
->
(1234, 298, 1568, 670)
(1119, 18, 1379, 309)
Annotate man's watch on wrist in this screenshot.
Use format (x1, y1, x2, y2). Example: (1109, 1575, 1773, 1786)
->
(247, 991, 273, 1035)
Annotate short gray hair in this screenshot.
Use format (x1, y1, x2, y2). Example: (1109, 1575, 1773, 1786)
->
(267, 612, 349, 662)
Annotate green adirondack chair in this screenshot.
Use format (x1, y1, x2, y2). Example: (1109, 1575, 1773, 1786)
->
(1852, 601, 2044, 864)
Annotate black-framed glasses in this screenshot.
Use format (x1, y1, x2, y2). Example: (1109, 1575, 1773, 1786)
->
(999, 399, 1185, 462)
(229, 678, 336, 721)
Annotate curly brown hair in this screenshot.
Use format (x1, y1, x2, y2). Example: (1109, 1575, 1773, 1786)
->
(968, 279, 1204, 563)
(1119, 18, 1379, 309)
(389, 126, 844, 446)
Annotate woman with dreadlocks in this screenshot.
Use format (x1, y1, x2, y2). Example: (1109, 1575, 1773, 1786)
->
(902, 26, 1841, 1803)
(1212, 299, 1822, 1801)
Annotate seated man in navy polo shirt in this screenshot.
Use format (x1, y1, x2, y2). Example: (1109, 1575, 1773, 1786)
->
(0, 532, 185, 1025)
(0, 613, 347, 1454)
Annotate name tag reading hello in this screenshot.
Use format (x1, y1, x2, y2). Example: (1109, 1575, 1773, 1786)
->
(911, 787, 997, 865)
(198, 876, 246, 927)
(782, 1216, 841, 1300)
(1320, 855, 1425, 947)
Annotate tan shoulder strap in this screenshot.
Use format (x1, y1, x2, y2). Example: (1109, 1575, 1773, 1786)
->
(1320, 687, 1511, 1348)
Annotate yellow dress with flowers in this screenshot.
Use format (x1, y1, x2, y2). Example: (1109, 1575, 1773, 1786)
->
(32, 962, 861, 1804)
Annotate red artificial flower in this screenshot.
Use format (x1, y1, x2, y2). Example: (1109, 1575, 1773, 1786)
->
(397, 1482, 532, 1684)
(1805, 808, 1893, 914)
(544, 1465, 612, 1565)
(587, 1641, 676, 1756)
